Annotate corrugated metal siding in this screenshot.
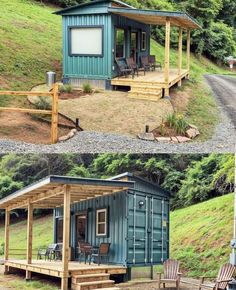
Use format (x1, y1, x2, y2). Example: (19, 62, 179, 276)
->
(54, 191, 127, 265)
(63, 14, 113, 80)
(111, 15, 151, 77)
(127, 191, 169, 266)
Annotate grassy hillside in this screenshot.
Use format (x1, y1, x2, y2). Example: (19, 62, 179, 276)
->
(0, 194, 233, 279)
(0, 0, 231, 140)
(171, 193, 234, 277)
(0, 0, 61, 91)
(0, 215, 53, 258)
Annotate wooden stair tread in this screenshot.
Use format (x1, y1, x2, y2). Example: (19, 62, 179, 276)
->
(73, 280, 114, 286)
(72, 273, 110, 278)
(93, 288, 120, 290)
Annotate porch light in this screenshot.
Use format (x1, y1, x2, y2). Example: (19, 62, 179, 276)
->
(138, 200, 145, 208)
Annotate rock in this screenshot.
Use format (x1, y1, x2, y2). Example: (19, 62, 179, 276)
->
(138, 133, 155, 141)
(176, 136, 191, 143)
(171, 137, 179, 143)
(156, 137, 171, 143)
(186, 128, 200, 139)
(59, 135, 70, 142)
(59, 129, 77, 142)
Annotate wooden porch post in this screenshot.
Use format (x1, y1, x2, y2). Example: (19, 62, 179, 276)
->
(186, 29, 191, 79)
(61, 185, 71, 290)
(164, 17, 171, 97)
(26, 202, 33, 280)
(178, 27, 183, 87)
(4, 208, 10, 274)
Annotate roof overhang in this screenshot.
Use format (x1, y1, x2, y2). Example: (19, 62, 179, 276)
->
(54, 0, 135, 15)
(0, 176, 134, 211)
(108, 7, 201, 29)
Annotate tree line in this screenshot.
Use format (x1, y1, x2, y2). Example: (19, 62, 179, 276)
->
(0, 154, 234, 213)
(37, 0, 236, 63)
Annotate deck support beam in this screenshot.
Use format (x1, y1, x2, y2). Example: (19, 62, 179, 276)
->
(178, 27, 183, 87)
(26, 202, 33, 281)
(4, 209, 10, 274)
(61, 185, 71, 290)
(186, 29, 191, 79)
(164, 17, 171, 98)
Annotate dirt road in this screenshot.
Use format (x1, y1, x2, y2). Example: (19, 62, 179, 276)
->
(205, 74, 236, 128)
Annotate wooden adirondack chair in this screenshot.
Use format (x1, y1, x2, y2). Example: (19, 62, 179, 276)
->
(198, 263, 235, 290)
(157, 259, 182, 290)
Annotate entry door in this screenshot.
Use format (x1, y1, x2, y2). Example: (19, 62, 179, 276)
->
(75, 213, 87, 243)
(127, 194, 169, 265)
(130, 32, 138, 63)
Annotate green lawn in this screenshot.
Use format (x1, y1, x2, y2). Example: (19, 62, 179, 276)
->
(0, 0, 62, 91)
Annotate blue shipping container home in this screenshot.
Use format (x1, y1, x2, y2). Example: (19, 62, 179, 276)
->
(54, 0, 200, 100)
(54, 172, 170, 268)
(0, 172, 170, 290)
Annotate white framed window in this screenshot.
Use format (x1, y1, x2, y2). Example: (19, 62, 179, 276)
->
(96, 208, 107, 236)
(70, 26, 103, 56)
(141, 32, 147, 51)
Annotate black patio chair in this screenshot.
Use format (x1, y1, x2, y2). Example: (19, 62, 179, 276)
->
(126, 57, 146, 76)
(91, 243, 111, 265)
(54, 243, 63, 260)
(37, 243, 58, 261)
(149, 55, 162, 71)
(115, 58, 134, 78)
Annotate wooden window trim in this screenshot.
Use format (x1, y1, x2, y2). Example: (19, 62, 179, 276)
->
(96, 208, 108, 237)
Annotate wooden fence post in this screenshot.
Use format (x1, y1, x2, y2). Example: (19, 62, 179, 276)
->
(51, 83, 59, 144)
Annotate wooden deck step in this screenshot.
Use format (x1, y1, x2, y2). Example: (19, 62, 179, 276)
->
(72, 273, 110, 283)
(130, 86, 162, 93)
(93, 288, 120, 290)
(72, 280, 115, 290)
(71, 269, 107, 275)
(128, 90, 162, 101)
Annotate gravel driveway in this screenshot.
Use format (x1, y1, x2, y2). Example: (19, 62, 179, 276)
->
(0, 75, 235, 153)
(205, 74, 236, 127)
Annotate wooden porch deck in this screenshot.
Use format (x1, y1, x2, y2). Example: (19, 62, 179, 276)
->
(111, 69, 189, 101)
(5, 259, 127, 278)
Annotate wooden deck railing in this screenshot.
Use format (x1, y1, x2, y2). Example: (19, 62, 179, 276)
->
(0, 84, 59, 144)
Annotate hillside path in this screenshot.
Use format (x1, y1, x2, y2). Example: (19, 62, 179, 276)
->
(205, 74, 236, 127)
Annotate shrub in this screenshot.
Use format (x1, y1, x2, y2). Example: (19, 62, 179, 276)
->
(166, 113, 189, 135)
(34, 97, 51, 110)
(82, 83, 93, 94)
(59, 84, 73, 93)
(166, 113, 177, 128)
(175, 115, 189, 135)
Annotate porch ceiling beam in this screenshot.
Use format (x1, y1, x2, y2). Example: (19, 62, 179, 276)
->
(6, 185, 66, 211)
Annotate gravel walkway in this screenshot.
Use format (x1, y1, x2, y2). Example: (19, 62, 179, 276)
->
(0, 75, 235, 153)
